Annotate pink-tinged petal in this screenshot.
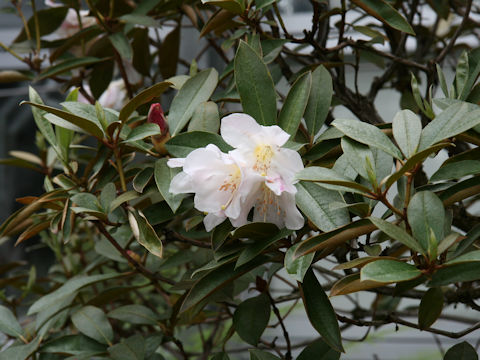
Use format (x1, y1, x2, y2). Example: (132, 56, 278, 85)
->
(280, 192, 305, 230)
(220, 113, 260, 149)
(169, 172, 194, 194)
(167, 158, 185, 168)
(204, 213, 226, 232)
(265, 175, 297, 195)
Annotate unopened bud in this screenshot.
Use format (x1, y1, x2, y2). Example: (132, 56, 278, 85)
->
(148, 103, 168, 134)
(148, 103, 170, 154)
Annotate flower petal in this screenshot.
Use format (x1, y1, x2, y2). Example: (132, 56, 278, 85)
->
(169, 172, 194, 194)
(220, 113, 260, 149)
(204, 213, 226, 232)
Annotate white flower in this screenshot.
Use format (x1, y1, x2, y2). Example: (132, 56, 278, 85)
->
(167, 114, 305, 231)
(221, 113, 303, 196)
(168, 144, 258, 232)
(98, 79, 128, 110)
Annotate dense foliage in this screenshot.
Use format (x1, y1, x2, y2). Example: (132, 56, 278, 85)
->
(1, 0, 480, 359)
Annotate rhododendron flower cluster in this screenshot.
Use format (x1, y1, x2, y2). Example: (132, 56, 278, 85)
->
(168, 114, 305, 231)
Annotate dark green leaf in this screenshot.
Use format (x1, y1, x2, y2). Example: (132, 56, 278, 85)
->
(361, 260, 422, 283)
(159, 25, 180, 79)
(299, 269, 343, 352)
(233, 293, 270, 345)
(418, 287, 443, 330)
(235, 41, 277, 126)
(154, 158, 184, 213)
(108, 334, 145, 360)
(123, 123, 160, 142)
(129, 210, 163, 258)
(340, 137, 375, 181)
(297, 338, 341, 360)
(21, 101, 104, 139)
(304, 65, 332, 137)
(165, 131, 232, 157)
(430, 262, 480, 286)
(14, 7, 68, 43)
(407, 191, 444, 251)
(431, 160, 480, 182)
(187, 101, 220, 133)
(169, 68, 218, 135)
(278, 71, 312, 136)
(28, 87, 56, 148)
(332, 118, 402, 159)
(351, 0, 415, 35)
(108, 305, 158, 325)
(369, 217, 424, 254)
(418, 102, 480, 150)
(444, 342, 478, 360)
(37, 57, 106, 80)
(133, 167, 154, 193)
(72, 306, 113, 345)
(249, 349, 281, 360)
(295, 181, 349, 232)
(39, 334, 106, 356)
(236, 228, 290, 268)
(0, 305, 23, 338)
(0, 337, 41, 360)
(109, 32, 133, 60)
(284, 243, 314, 282)
(392, 109, 422, 158)
(119, 81, 171, 123)
(28, 273, 121, 315)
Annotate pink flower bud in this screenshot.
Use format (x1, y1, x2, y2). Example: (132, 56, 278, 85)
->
(148, 103, 168, 135)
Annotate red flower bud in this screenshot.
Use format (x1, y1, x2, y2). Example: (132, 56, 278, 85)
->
(148, 103, 168, 134)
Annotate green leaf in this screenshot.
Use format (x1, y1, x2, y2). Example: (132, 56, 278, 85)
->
(430, 160, 480, 182)
(392, 109, 422, 158)
(304, 65, 333, 137)
(133, 167, 154, 193)
(165, 131, 232, 157)
(21, 101, 104, 139)
(294, 219, 375, 258)
(0, 336, 41, 360)
(295, 181, 349, 232)
(108, 305, 158, 325)
(297, 339, 341, 360)
(28, 87, 56, 148)
(28, 273, 121, 315)
(284, 243, 315, 282)
(154, 158, 184, 213)
(39, 334, 106, 356)
(169, 68, 218, 135)
(110, 191, 139, 212)
(332, 118, 402, 159)
(233, 293, 271, 345)
(100, 183, 116, 212)
(446, 250, 480, 265)
(37, 57, 106, 80)
(128, 210, 163, 258)
(369, 217, 425, 254)
(159, 25, 180, 79)
(108, 335, 145, 360)
(437, 64, 449, 97)
(261, 39, 288, 64)
(299, 269, 343, 352)
(202, 0, 245, 14)
(236, 228, 290, 268)
(60, 101, 108, 132)
(109, 32, 133, 60)
(453, 224, 480, 258)
(407, 191, 444, 252)
(296, 166, 372, 194)
(455, 51, 469, 98)
(444, 342, 478, 360)
(361, 260, 422, 283)
(0, 305, 23, 338)
(430, 262, 480, 286)
(14, 6, 68, 42)
(210, 353, 230, 360)
(123, 123, 160, 142)
(351, 0, 415, 35)
(72, 306, 113, 345)
(235, 41, 277, 126)
(418, 102, 480, 150)
(249, 349, 281, 360)
(231, 222, 279, 239)
(418, 287, 443, 330)
(278, 71, 312, 136)
(340, 137, 375, 181)
(385, 143, 451, 189)
(119, 81, 171, 122)
(181, 255, 269, 312)
(188, 101, 220, 133)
